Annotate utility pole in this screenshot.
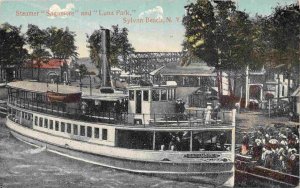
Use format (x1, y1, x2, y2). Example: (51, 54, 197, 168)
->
(245, 65, 249, 108)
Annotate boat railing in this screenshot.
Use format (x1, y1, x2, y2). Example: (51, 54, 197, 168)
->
(0, 100, 7, 116)
(148, 110, 233, 126)
(8, 96, 235, 127)
(8, 96, 120, 124)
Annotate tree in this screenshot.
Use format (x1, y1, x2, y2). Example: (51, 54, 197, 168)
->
(26, 24, 51, 81)
(0, 23, 28, 81)
(74, 63, 88, 78)
(182, 0, 217, 66)
(47, 26, 78, 82)
(87, 25, 134, 78)
(110, 25, 134, 71)
(47, 26, 78, 61)
(183, 0, 255, 97)
(250, 15, 273, 68)
(86, 27, 103, 71)
(270, 4, 300, 90)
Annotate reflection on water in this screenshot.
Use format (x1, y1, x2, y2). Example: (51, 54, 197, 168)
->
(0, 120, 210, 188)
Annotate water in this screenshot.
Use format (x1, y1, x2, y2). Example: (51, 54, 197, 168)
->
(0, 119, 209, 188)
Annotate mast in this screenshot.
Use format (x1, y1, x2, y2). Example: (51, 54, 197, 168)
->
(100, 29, 111, 87)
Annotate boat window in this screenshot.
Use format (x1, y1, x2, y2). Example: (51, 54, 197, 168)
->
(154, 131, 190, 151)
(173, 89, 176, 99)
(28, 114, 32, 121)
(116, 130, 153, 150)
(161, 90, 167, 101)
(80, 125, 85, 136)
(143, 90, 149, 101)
(94, 128, 99, 138)
(34, 117, 38, 126)
(44, 119, 48, 128)
(49, 120, 53, 130)
(73, 124, 78, 135)
(55, 121, 59, 131)
(39, 117, 43, 127)
(129, 90, 134, 101)
(61, 122, 65, 132)
(191, 131, 232, 151)
(87, 126, 92, 138)
(67, 123, 71, 133)
(168, 89, 172, 100)
(102, 129, 107, 140)
(152, 90, 159, 101)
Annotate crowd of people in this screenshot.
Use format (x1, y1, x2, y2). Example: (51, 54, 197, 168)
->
(240, 126, 299, 175)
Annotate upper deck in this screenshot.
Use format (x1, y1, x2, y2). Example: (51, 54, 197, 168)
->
(7, 81, 236, 129)
(8, 81, 81, 94)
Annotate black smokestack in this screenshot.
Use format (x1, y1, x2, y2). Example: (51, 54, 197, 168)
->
(100, 29, 111, 87)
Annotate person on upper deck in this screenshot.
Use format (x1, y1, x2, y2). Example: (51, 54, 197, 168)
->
(212, 103, 221, 120)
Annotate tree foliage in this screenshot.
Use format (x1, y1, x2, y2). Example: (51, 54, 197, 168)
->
(183, 1, 299, 73)
(26, 24, 78, 81)
(183, 0, 217, 66)
(26, 24, 51, 62)
(26, 24, 51, 81)
(46, 26, 78, 61)
(269, 4, 299, 68)
(0, 23, 28, 67)
(74, 63, 88, 77)
(183, 0, 257, 70)
(86, 25, 134, 71)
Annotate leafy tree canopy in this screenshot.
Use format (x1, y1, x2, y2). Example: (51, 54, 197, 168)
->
(86, 25, 134, 70)
(0, 23, 28, 67)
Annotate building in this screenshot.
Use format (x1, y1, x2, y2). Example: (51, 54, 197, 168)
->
(232, 66, 294, 110)
(21, 59, 71, 83)
(150, 62, 229, 107)
(150, 62, 215, 87)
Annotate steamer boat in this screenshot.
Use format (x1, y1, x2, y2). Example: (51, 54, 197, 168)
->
(5, 29, 236, 187)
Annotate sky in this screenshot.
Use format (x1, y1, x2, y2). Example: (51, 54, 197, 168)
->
(0, 0, 298, 58)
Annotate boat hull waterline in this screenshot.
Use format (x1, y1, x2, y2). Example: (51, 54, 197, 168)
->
(6, 118, 234, 186)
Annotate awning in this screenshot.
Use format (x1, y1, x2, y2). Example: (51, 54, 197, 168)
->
(211, 87, 218, 92)
(7, 81, 81, 94)
(120, 74, 141, 78)
(291, 87, 300, 97)
(176, 87, 200, 100)
(82, 94, 127, 102)
(149, 66, 165, 76)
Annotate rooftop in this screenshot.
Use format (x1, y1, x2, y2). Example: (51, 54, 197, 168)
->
(7, 81, 128, 99)
(8, 81, 81, 94)
(24, 59, 66, 69)
(151, 63, 216, 76)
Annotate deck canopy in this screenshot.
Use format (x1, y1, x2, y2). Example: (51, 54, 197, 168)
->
(82, 93, 128, 102)
(7, 81, 81, 94)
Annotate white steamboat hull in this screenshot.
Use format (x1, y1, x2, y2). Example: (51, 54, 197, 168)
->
(6, 117, 234, 187)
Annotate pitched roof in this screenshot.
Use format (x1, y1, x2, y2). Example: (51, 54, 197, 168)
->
(291, 86, 300, 97)
(24, 59, 65, 69)
(152, 63, 216, 76)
